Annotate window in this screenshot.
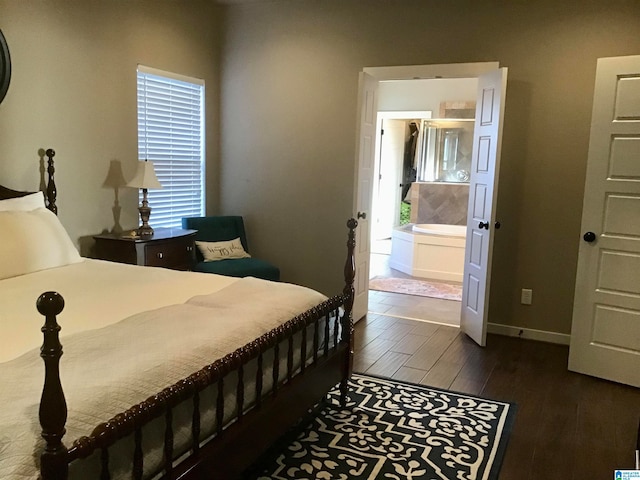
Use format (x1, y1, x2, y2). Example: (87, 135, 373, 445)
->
(137, 65, 205, 229)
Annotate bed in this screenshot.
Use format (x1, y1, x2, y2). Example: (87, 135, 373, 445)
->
(0, 149, 357, 480)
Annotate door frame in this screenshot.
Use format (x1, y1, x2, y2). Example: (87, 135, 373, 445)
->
(354, 62, 500, 322)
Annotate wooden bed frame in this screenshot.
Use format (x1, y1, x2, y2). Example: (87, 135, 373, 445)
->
(2, 149, 357, 480)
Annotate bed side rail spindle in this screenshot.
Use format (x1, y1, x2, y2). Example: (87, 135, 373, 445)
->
(100, 448, 110, 480)
(300, 321, 307, 373)
(191, 390, 201, 455)
(236, 360, 245, 421)
(133, 428, 143, 479)
(216, 375, 224, 435)
(272, 337, 280, 396)
(333, 307, 339, 348)
(286, 333, 294, 383)
(312, 318, 319, 365)
(163, 406, 174, 476)
(38, 291, 69, 480)
(324, 313, 330, 357)
(256, 351, 264, 407)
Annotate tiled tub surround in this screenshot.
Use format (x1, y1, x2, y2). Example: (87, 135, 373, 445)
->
(409, 182, 469, 225)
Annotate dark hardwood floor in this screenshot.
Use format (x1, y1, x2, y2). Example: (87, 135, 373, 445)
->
(353, 313, 640, 479)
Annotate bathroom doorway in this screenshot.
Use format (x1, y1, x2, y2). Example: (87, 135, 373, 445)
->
(368, 78, 479, 328)
(352, 62, 507, 338)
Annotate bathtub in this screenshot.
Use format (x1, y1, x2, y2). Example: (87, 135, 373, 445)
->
(389, 223, 467, 282)
(412, 224, 468, 236)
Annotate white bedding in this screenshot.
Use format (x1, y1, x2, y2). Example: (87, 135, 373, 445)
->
(0, 258, 240, 363)
(0, 269, 328, 479)
(0, 203, 335, 478)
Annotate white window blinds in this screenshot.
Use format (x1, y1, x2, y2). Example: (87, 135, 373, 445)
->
(137, 66, 205, 229)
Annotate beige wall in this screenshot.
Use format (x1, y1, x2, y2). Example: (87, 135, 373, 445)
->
(219, 0, 640, 333)
(0, 0, 221, 253)
(3, 0, 640, 337)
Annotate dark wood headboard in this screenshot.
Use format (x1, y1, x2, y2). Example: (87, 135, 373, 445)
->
(0, 148, 57, 214)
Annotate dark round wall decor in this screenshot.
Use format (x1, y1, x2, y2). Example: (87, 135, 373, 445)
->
(0, 29, 11, 104)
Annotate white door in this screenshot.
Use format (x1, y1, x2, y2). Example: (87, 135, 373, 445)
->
(568, 55, 640, 388)
(461, 68, 508, 346)
(352, 72, 378, 321)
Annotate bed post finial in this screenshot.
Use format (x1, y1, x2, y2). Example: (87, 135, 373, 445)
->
(37, 291, 69, 480)
(340, 218, 357, 406)
(45, 148, 57, 215)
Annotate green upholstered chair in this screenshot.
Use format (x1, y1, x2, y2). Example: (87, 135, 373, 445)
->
(181, 216, 280, 281)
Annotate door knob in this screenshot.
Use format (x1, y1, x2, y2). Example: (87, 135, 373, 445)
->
(357, 212, 367, 220)
(478, 221, 489, 230)
(583, 231, 596, 243)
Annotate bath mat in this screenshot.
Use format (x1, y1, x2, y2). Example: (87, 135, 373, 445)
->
(369, 276, 462, 301)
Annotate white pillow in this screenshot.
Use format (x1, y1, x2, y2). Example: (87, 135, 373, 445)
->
(196, 238, 251, 262)
(0, 207, 82, 280)
(0, 192, 46, 212)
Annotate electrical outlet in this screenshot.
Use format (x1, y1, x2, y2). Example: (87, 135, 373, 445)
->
(521, 288, 533, 305)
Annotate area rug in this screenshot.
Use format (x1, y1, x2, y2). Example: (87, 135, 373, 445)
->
(369, 276, 463, 301)
(245, 374, 516, 480)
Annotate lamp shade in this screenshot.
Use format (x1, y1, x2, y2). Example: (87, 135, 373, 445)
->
(127, 160, 162, 189)
(102, 160, 127, 188)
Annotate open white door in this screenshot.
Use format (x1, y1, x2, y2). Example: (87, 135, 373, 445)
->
(568, 55, 640, 388)
(461, 68, 508, 346)
(352, 72, 378, 321)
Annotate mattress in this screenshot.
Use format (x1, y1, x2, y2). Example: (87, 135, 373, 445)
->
(0, 258, 239, 363)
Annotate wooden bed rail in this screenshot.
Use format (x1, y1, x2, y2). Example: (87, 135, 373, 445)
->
(37, 218, 357, 480)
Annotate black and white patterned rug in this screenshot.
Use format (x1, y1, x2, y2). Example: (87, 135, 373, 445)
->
(245, 374, 516, 480)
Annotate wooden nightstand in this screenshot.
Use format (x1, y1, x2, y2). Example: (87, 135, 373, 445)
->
(93, 228, 197, 271)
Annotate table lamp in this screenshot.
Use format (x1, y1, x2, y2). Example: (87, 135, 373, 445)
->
(127, 160, 162, 236)
(102, 160, 126, 234)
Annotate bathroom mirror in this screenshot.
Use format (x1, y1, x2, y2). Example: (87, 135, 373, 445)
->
(417, 119, 474, 183)
(0, 29, 11, 104)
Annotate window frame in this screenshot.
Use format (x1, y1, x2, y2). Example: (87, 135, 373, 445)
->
(136, 65, 205, 229)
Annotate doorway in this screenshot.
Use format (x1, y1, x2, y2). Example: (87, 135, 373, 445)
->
(369, 108, 471, 328)
(353, 63, 506, 345)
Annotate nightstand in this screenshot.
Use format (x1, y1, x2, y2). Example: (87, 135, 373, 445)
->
(93, 228, 197, 271)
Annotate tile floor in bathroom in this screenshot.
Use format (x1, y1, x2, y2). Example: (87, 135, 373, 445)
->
(368, 239, 461, 327)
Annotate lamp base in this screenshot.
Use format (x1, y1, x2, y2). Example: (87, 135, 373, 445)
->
(137, 198, 154, 237)
(137, 224, 154, 237)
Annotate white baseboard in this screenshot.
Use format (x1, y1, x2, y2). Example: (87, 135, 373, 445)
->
(487, 322, 570, 345)
(361, 313, 571, 346)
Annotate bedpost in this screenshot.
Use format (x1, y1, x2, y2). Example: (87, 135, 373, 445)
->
(340, 218, 357, 406)
(37, 291, 69, 480)
(45, 148, 57, 215)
